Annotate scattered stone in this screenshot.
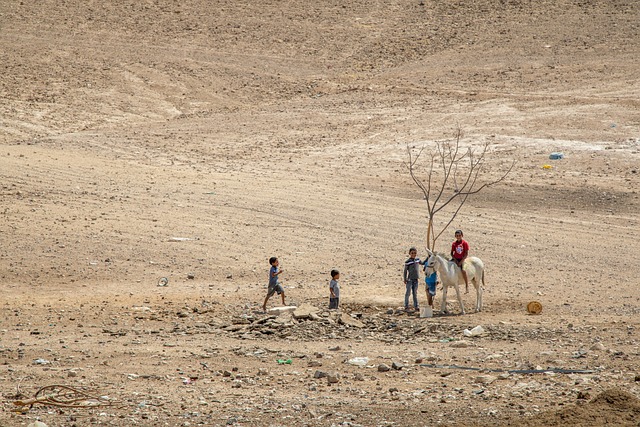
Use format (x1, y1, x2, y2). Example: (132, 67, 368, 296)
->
(450, 340, 471, 348)
(327, 373, 340, 384)
(268, 306, 297, 316)
(339, 313, 364, 328)
(378, 364, 391, 372)
(308, 360, 323, 368)
(474, 375, 497, 385)
(292, 304, 319, 319)
(347, 357, 369, 367)
(590, 342, 606, 351)
(314, 370, 328, 379)
(577, 390, 590, 400)
(391, 361, 404, 370)
(273, 311, 296, 325)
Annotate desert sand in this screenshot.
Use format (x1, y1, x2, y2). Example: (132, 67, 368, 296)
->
(1, 0, 639, 426)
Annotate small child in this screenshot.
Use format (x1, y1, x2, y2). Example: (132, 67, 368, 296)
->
(451, 229, 470, 293)
(262, 257, 286, 312)
(403, 247, 421, 312)
(329, 269, 340, 309)
(423, 263, 438, 309)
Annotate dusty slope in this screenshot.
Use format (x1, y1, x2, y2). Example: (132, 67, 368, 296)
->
(1, 0, 639, 426)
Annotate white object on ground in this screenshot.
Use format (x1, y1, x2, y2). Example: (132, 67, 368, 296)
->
(463, 325, 485, 337)
(267, 306, 297, 315)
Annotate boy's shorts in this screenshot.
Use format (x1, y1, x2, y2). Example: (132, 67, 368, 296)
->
(267, 283, 284, 297)
(329, 297, 339, 309)
(425, 278, 436, 296)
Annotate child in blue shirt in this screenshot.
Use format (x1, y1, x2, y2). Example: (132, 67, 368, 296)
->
(424, 263, 438, 309)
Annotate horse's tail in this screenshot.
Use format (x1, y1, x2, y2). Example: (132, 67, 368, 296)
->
(481, 267, 486, 288)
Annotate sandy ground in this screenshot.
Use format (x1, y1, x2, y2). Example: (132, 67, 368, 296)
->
(1, 0, 640, 426)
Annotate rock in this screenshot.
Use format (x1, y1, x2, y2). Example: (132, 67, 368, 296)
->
(314, 370, 328, 379)
(347, 357, 369, 367)
(378, 364, 391, 372)
(28, 422, 48, 427)
(292, 303, 319, 319)
(309, 312, 321, 321)
(474, 375, 497, 385)
(272, 311, 296, 325)
(391, 362, 404, 370)
(450, 340, 471, 348)
(339, 313, 364, 328)
(268, 306, 297, 316)
(327, 373, 340, 384)
(590, 342, 606, 351)
(577, 391, 590, 400)
(308, 360, 323, 368)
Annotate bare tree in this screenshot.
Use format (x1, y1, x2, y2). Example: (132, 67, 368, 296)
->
(405, 128, 515, 250)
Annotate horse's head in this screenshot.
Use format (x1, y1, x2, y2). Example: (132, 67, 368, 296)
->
(424, 250, 438, 275)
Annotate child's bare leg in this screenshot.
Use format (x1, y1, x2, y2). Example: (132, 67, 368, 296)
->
(462, 270, 469, 294)
(280, 292, 286, 306)
(427, 293, 433, 307)
(262, 295, 270, 312)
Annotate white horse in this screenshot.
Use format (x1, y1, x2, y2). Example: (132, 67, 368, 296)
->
(424, 249, 485, 314)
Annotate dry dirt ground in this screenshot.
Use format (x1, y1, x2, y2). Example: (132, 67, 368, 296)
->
(1, 0, 640, 426)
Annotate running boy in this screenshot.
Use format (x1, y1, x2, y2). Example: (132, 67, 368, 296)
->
(329, 269, 340, 309)
(262, 257, 286, 312)
(451, 230, 470, 293)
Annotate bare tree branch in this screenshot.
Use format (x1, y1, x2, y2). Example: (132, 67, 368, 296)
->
(404, 129, 515, 249)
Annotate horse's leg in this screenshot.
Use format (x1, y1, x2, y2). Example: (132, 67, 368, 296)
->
(468, 271, 481, 312)
(473, 277, 482, 312)
(453, 282, 465, 315)
(440, 283, 449, 313)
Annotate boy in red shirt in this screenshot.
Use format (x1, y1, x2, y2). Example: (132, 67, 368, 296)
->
(451, 230, 470, 293)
